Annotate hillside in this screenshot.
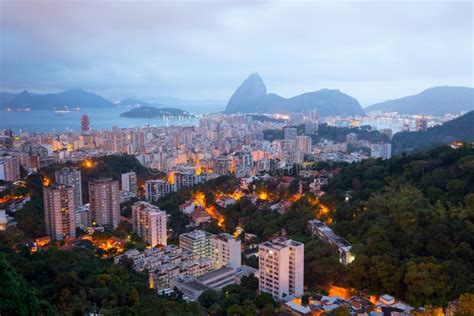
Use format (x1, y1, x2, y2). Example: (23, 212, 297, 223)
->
(2, 89, 114, 110)
(366, 86, 474, 115)
(322, 144, 474, 306)
(119, 105, 192, 118)
(392, 110, 474, 153)
(225, 73, 365, 116)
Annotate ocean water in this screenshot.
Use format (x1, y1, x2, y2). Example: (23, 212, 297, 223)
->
(0, 107, 199, 133)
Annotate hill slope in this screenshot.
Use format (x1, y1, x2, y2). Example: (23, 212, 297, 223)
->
(2, 89, 114, 110)
(119, 106, 191, 118)
(366, 86, 474, 115)
(225, 73, 365, 116)
(392, 110, 474, 153)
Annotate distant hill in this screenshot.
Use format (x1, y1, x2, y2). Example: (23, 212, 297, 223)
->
(366, 86, 474, 115)
(118, 98, 159, 107)
(392, 111, 474, 153)
(225, 73, 365, 116)
(119, 106, 192, 118)
(2, 89, 114, 110)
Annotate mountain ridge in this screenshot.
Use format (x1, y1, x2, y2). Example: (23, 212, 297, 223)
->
(224, 73, 365, 116)
(366, 86, 474, 115)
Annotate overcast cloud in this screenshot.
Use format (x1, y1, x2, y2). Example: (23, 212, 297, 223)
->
(0, 0, 472, 106)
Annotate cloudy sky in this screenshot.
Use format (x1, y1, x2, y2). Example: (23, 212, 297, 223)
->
(0, 0, 472, 106)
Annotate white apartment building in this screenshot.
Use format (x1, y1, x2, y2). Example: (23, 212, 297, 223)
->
(132, 201, 167, 247)
(211, 233, 241, 269)
(258, 237, 304, 300)
(121, 171, 138, 197)
(179, 230, 215, 258)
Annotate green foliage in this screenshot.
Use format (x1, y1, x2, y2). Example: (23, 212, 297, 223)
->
(0, 244, 200, 315)
(325, 145, 474, 306)
(0, 253, 39, 316)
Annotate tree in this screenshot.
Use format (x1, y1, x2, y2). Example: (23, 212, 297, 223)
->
(0, 253, 39, 315)
(198, 290, 220, 308)
(128, 288, 140, 305)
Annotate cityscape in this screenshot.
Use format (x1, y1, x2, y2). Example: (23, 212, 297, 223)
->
(1, 1, 473, 316)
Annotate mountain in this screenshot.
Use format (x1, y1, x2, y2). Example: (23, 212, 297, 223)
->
(224, 73, 365, 116)
(392, 110, 474, 153)
(2, 89, 114, 110)
(119, 106, 192, 118)
(366, 86, 474, 115)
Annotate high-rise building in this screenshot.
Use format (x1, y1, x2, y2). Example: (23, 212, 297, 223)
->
(258, 238, 304, 300)
(81, 115, 90, 132)
(371, 143, 392, 160)
(121, 171, 138, 197)
(179, 230, 215, 258)
(211, 233, 241, 269)
(132, 201, 167, 247)
(0, 155, 20, 182)
(88, 178, 120, 228)
(55, 167, 82, 209)
(43, 185, 76, 240)
(283, 127, 298, 141)
(295, 136, 312, 154)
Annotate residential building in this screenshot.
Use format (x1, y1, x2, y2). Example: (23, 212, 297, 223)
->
(179, 230, 215, 259)
(115, 246, 215, 291)
(211, 233, 241, 269)
(88, 178, 120, 228)
(258, 237, 304, 300)
(132, 201, 167, 247)
(55, 167, 82, 209)
(43, 185, 76, 240)
(0, 155, 20, 182)
(145, 179, 173, 201)
(308, 219, 355, 265)
(296, 135, 312, 153)
(121, 171, 138, 197)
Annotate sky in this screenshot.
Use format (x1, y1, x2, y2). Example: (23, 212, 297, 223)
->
(0, 0, 472, 107)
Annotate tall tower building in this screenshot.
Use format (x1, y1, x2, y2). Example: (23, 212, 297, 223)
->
(258, 238, 304, 300)
(81, 114, 90, 133)
(121, 171, 138, 197)
(211, 233, 241, 269)
(43, 185, 76, 240)
(55, 167, 82, 209)
(132, 201, 167, 247)
(88, 178, 120, 228)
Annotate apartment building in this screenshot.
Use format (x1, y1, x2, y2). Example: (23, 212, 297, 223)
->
(258, 237, 304, 300)
(132, 201, 167, 247)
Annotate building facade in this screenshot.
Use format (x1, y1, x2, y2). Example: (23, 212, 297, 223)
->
(132, 201, 167, 247)
(211, 233, 241, 269)
(258, 238, 304, 300)
(43, 185, 76, 240)
(88, 178, 120, 228)
(55, 167, 82, 209)
(179, 230, 215, 259)
(121, 171, 138, 197)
